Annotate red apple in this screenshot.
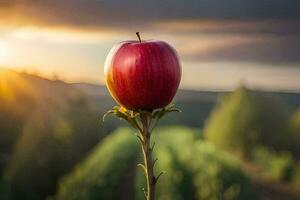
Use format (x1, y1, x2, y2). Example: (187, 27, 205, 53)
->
(104, 33, 181, 111)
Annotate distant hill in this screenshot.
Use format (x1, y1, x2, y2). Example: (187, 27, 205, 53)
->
(72, 83, 221, 127)
(72, 83, 300, 128)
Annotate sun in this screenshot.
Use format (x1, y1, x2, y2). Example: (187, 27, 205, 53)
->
(0, 41, 11, 65)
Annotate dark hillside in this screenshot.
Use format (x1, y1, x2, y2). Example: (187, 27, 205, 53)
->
(0, 70, 107, 199)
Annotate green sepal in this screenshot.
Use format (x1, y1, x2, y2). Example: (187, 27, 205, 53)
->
(152, 104, 181, 120)
(103, 104, 181, 131)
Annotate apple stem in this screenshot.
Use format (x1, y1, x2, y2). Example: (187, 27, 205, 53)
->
(136, 32, 142, 43)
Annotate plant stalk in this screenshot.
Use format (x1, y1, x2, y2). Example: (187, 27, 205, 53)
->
(104, 105, 180, 199)
(140, 113, 155, 200)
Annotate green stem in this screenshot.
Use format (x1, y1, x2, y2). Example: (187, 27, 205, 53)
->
(104, 105, 180, 199)
(140, 113, 155, 200)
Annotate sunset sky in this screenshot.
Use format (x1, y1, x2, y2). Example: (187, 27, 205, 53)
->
(0, 0, 300, 91)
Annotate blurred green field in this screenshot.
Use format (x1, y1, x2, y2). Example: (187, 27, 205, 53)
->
(55, 127, 256, 200)
(0, 70, 300, 200)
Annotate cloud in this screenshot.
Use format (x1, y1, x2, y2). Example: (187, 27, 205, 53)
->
(179, 34, 300, 66)
(154, 20, 300, 36)
(1, 0, 300, 66)
(1, 0, 300, 29)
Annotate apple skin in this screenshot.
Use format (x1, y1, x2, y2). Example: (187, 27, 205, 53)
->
(104, 40, 181, 111)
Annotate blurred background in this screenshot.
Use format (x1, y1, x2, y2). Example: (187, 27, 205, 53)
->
(0, 0, 300, 199)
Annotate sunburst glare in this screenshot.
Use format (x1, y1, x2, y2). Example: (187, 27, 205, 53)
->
(0, 40, 11, 65)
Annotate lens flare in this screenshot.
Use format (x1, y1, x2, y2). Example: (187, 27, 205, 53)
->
(0, 41, 11, 64)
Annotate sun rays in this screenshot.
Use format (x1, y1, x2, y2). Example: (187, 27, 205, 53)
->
(0, 70, 37, 104)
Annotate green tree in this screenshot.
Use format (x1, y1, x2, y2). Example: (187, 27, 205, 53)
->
(288, 108, 300, 158)
(204, 87, 291, 158)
